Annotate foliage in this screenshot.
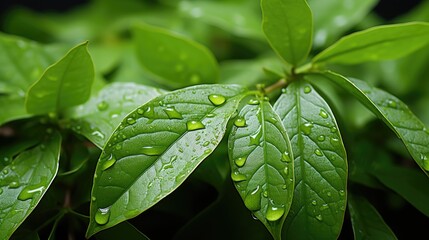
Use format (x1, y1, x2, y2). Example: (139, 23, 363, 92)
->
(1, 0, 429, 239)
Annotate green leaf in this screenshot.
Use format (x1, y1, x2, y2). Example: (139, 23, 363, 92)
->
(0, 94, 31, 126)
(134, 24, 219, 88)
(273, 80, 347, 240)
(313, 22, 429, 64)
(228, 98, 294, 240)
(0, 131, 61, 239)
(66, 82, 166, 148)
(309, 0, 378, 47)
(0, 33, 60, 95)
(179, 0, 263, 39)
(370, 164, 429, 217)
(348, 193, 397, 240)
(86, 84, 245, 237)
(317, 71, 429, 176)
(261, 0, 313, 65)
(26, 42, 95, 114)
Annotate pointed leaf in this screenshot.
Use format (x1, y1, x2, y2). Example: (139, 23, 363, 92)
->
(316, 71, 429, 176)
(228, 98, 294, 240)
(0, 131, 61, 239)
(348, 193, 397, 240)
(261, 0, 313, 65)
(95, 221, 150, 240)
(313, 22, 429, 64)
(86, 84, 246, 237)
(66, 82, 166, 148)
(134, 24, 219, 88)
(273, 81, 347, 240)
(26, 42, 95, 114)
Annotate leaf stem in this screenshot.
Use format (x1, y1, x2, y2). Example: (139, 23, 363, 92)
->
(264, 79, 287, 94)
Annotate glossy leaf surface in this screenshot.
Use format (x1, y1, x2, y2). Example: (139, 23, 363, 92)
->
(134, 24, 219, 88)
(67, 82, 166, 148)
(273, 81, 347, 240)
(348, 193, 397, 239)
(0, 95, 31, 126)
(318, 71, 429, 176)
(261, 0, 313, 65)
(26, 42, 94, 114)
(228, 98, 294, 240)
(313, 22, 429, 64)
(87, 84, 245, 237)
(0, 131, 61, 239)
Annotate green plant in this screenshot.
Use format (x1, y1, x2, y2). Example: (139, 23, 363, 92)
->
(1, 0, 429, 239)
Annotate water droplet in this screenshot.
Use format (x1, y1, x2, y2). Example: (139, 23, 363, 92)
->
(301, 122, 313, 135)
(208, 94, 226, 106)
(266, 202, 285, 221)
(249, 128, 262, 145)
(327, 191, 332, 197)
(141, 146, 164, 156)
(92, 196, 96, 201)
(317, 135, 325, 142)
(143, 105, 155, 119)
(320, 204, 329, 211)
(330, 137, 339, 145)
(95, 207, 111, 225)
(91, 131, 105, 140)
(97, 101, 109, 111)
(330, 126, 338, 133)
(244, 186, 262, 211)
(9, 181, 20, 188)
(202, 141, 209, 147)
(311, 200, 317, 206)
(206, 113, 215, 118)
(263, 190, 268, 198)
(319, 109, 328, 119)
(304, 86, 312, 94)
(137, 108, 144, 115)
(18, 183, 45, 201)
(315, 214, 323, 221)
(190, 74, 200, 84)
(421, 154, 429, 171)
(314, 149, 323, 156)
(40, 144, 46, 150)
(281, 152, 291, 162)
(163, 106, 183, 119)
(231, 171, 246, 182)
(234, 157, 247, 167)
(115, 144, 122, 150)
(3, 169, 9, 175)
(283, 166, 289, 175)
(248, 99, 259, 105)
(204, 149, 211, 154)
(388, 100, 397, 108)
(234, 117, 246, 127)
(127, 117, 136, 125)
(339, 190, 345, 196)
(186, 120, 205, 131)
(101, 154, 116, 171)
(175, 173, 187, 183)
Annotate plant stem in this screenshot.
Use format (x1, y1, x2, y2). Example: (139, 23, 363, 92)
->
(264, 78, 287, 94)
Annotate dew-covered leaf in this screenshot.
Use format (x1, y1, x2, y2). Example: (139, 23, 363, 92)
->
(26, 42, 94, 114)
(86, 84, 246, 237)
(134, 24, 219, 88)
(261, 0, 313, 65)
(66, 82, 166, 148)
(312, 22, 429, 64)
(273, 80, 347, 240)
(317, 71, 429, 176)
(348, 193, 397, 240)
(309, 0, 377, 48)
(228, 98, 294, 240)
(0, 131, 61, 239)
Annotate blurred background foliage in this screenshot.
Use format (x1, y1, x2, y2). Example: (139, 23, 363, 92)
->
(1, 0, 428, 239)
